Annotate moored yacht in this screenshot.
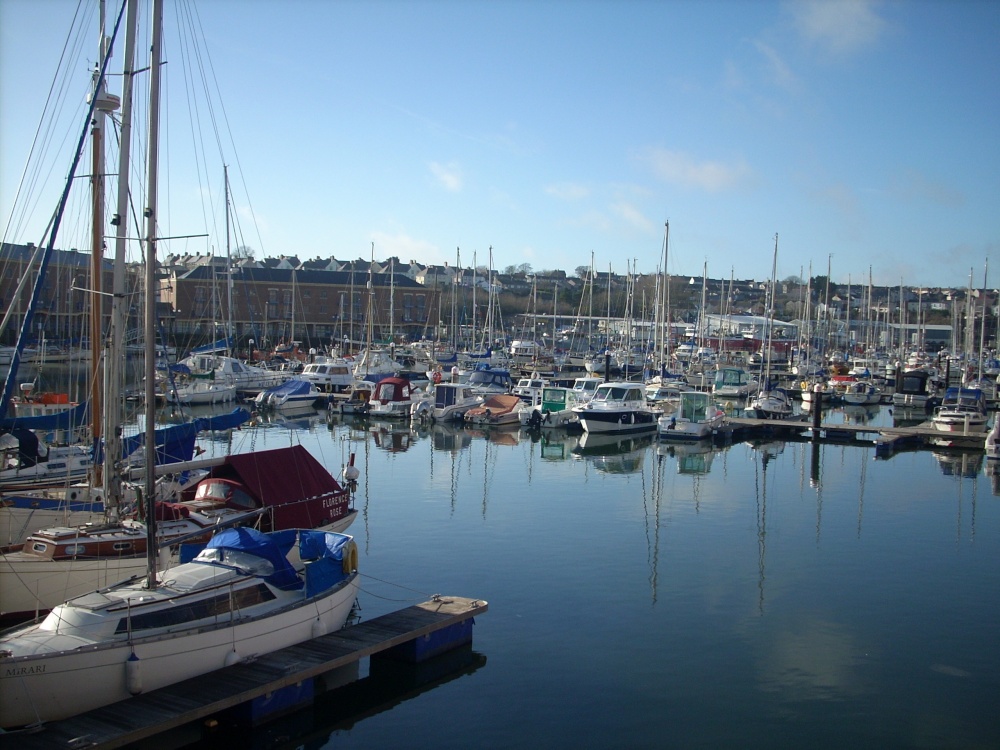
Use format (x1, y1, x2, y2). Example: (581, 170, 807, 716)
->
(572, 382, 658, 434)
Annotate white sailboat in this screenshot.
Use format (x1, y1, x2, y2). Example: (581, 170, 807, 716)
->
(0, 3, 359, 728)
(745, 235, 793, 420)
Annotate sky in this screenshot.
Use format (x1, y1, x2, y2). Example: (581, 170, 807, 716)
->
(1, 0, 998, 289)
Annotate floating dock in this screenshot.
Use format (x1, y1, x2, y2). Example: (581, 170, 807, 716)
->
(2, 595, 486, 750)
(721, 416, 988, 456)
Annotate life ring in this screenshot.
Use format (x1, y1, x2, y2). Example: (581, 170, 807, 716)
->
(432, 371, 442, 384)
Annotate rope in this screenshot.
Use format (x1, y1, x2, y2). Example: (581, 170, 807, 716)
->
(355, 572, 436, 603)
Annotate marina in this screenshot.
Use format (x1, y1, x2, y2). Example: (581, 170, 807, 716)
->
(4, 394, 998, 747)
(0, 2, 996, 746)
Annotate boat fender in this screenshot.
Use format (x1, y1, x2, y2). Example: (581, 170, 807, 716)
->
(126, 652, 143, 695)
(343, 541, 359, 574)
(543, 409, 551, 424)
(225, 649, 241, 667)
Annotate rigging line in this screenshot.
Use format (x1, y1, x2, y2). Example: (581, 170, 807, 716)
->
(0, 0, 130, 418)
(182, 0, 267, 259)
(2, 0, 93, 246)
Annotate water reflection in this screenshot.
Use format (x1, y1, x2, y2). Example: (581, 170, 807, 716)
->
(428, 423, 473, 453)
(369, 419, 419, 453)
(535, 429, 581, 461)
(841, 404, 880, 425)
(192, 646, 487, 749)
(655, 439, 718, 475)
(892, 406, 931, 428)
(251, 405, 326, 430)
(464, 424, 520, 446)
(984, 459, 1000, 496)
(754, 618, 870, 702)
(572, 432, 655, 474)
(932, 450, 983, 478)
(749, 440, 783, 615)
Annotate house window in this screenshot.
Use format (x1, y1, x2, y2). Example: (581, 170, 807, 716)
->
(403, 294, 413, 322)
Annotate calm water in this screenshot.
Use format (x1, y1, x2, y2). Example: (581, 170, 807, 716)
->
(150, 401, 1000, 750)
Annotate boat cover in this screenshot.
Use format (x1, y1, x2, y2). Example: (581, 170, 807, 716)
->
(121, 407, 251, 464)
(0, 400, 90, 431)
(204, 444, 346, 529)
(205, 527, 300, 590)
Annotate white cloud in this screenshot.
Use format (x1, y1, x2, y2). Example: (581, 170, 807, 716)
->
(788, 0, 886, 57)
(545, 182, 590, 201)
(753, 40, 799, 90)
(641, 147, 753, 192)
(612, 202, 655, 234)
(429, 161, 463, 192)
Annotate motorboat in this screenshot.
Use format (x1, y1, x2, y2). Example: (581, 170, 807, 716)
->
(712, 367, 759, 399)
(520, 386, 585, 429)
(932, 387, 988, 433)
(464, 394, 525, 425)
(299, 358, 354, 393)
(368, 376, 429, 419)
(412, 382, 481, 423)
(657, 391, 725, 441)
(572, 382, 658, 434)
(253, 378, 322, 410)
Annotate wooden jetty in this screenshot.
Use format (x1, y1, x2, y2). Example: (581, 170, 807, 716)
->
(2, 595, 486, 750)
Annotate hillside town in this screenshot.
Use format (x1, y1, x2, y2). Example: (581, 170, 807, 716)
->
(0, 242, 990, 359)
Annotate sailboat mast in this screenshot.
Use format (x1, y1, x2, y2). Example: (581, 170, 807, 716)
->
(979, 258, 989, 381)
(225, 165, 233, 353)
(144, 0, 164, 589)
(105, 0, 139, 513)
(90, 0, 113, 479)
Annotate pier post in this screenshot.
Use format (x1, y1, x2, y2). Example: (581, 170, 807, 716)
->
(811, 384, 822, 441)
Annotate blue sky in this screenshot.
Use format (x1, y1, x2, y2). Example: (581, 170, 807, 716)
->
(1, 0, 998, 288)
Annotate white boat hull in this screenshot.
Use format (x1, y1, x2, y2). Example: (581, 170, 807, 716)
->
(0, 574, 359, 728)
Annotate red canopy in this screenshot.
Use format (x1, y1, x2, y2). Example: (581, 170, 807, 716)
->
(206, 444, 347, 530)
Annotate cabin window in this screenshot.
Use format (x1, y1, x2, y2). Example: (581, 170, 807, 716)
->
(32, 542, 48, 553)
(113, 542, 133, 551)
(113, 584, 277, 633)
(65, 544, 85, 555)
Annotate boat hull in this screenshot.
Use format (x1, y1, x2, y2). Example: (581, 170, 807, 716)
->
(575, 409, 658, 434)
(0, 574, 359, 728)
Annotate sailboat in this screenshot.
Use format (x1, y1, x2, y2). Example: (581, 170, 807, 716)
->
(744, 235, 793, 420)
(0, 2, 359, 728)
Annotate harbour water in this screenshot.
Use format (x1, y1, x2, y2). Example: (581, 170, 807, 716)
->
(154, 401, 1000, 749)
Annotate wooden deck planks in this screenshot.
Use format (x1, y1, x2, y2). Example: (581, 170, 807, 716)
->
(2, 595, 486, 750)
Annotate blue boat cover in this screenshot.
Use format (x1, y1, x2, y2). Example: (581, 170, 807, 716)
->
(0, 400, 90, 431)
(121, 407, 250, 464)
(205, 527, 301, 590)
